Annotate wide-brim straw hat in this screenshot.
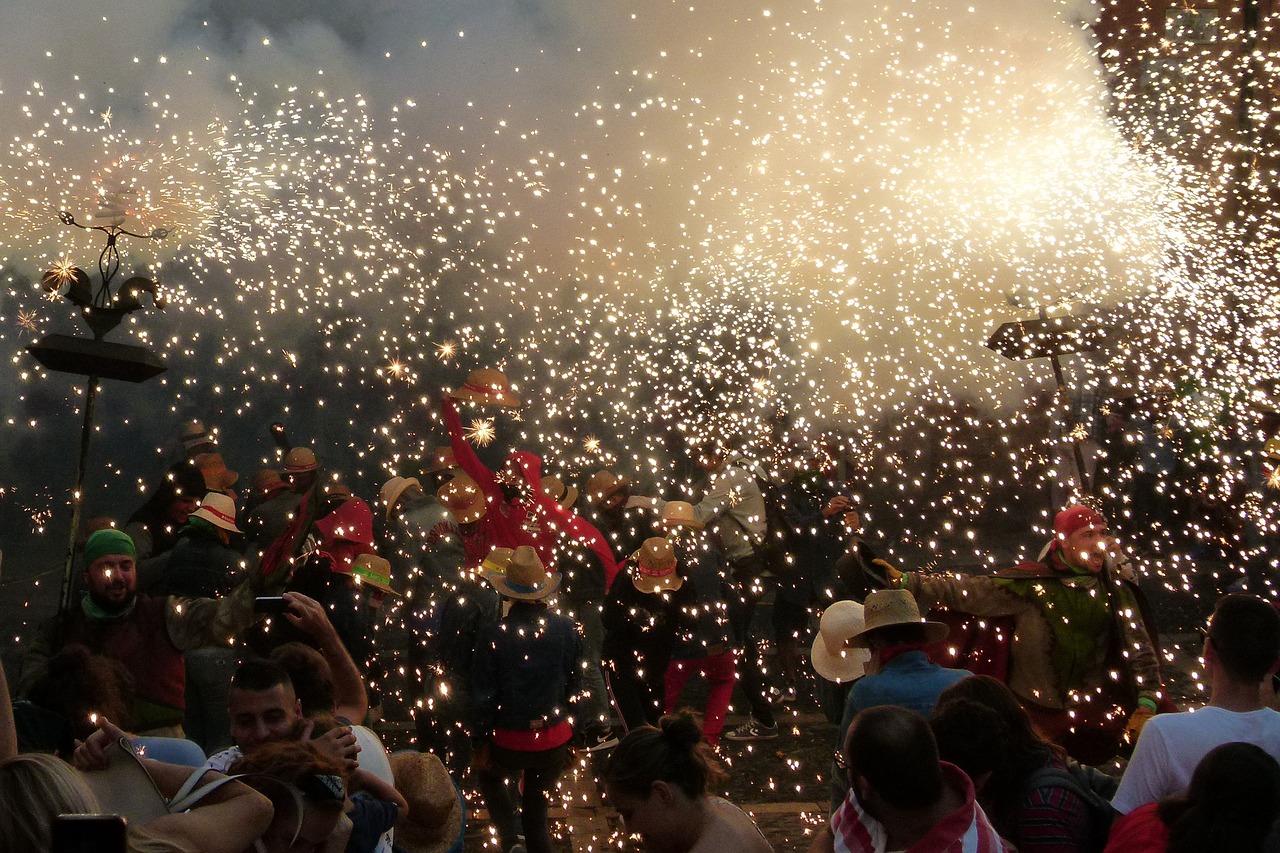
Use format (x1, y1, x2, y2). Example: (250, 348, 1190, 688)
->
(283, 447, 319, 473)
(847, 588, 949, 649)
(422, 446, 459, 475)
(658, 500, 703, 531)
(350, 553, 400, 597)
(486, 545, 561, 601)
(436, 475, 487, 525)
(480, 546, 515, 579)
(181, 419, 212, 450)
(193, 452, 239, 491)
(380, 476, 422, 519)
(541, 475, 579, 510)
(190, 491, 243, 534)
(449, 367, 521, 408)
(389, 751, 464, 853)
(253, 469, 288, 496)
(632, 537, 683, 594)
(585, 470, 627, 505)
(811, 600, 872, 683)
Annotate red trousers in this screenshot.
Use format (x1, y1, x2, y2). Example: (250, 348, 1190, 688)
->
(664, 650, 736, 746)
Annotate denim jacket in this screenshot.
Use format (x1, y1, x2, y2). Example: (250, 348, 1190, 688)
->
(470, 601, 582, 737)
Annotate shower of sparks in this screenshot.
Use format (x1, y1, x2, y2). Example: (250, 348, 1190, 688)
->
(0, 1, 1278, 834)
(465, 418, 497, 447)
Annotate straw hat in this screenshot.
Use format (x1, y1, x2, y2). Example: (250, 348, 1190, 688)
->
(436, 476, 487, 525)
(585, 470, 628, 506)
(181, 420, 215, 452)
(422, 446, 458, 475)
(448, 367, 521, 408)
(350, 553, 400, 597)
(485, 545, 561, 601)
(283, 447, 319, 473)
(380, 476, 422, 519)
(389, 751, 464, 853)
(658, 500, 703, 531)
(481, 546, 515, 577)
(541, 475, 579, 510)
(632, 537, 683, 594)
(811, 601, 872, 683)
(190, 492, 243, 534)
(846, 588, 949, 648)
(253, 469, 288, 496)
(193, 452, 239, 491)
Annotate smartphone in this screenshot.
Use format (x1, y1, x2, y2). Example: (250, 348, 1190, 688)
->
(253, 596, 290, 614)
(53, 815, 127, 853)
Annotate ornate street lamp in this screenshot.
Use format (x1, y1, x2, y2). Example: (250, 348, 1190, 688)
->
(26, 211, 168, 613)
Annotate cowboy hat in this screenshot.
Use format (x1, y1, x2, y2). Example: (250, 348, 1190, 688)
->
(193, 452, 239, 491)
(485, 545, 561, 601)
(350, 553, 401, 597)
(181, 420, 215, 452)
(422, 446, 458, 475)
(632, 537, 683, 594)
(847, 588, 949, 648)
(389, 751, 464, 853)
(811, 600, 872, 683)
(584, 470, 628, 506)
(190, 492, 243, 535)
(253, 469, 288, 496)
(380, 476, 423, 519)
(436, 476, 487, 525)
(481, 546, 514, 577)
(658, 500, 703, 531)
(541, 475, 579, 510)
(282, 447, 319, 473)
(448, 368, 521, 408)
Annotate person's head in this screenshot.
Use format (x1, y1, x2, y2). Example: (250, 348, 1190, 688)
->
(27, 644, 136, 745)
(270, 643, 336, 717)
(0, 752, 99, 853)
(603, 714, 716, 853)
(81, 529, 138, 612)
(848, 588, 948, 653)
(1206, 594, 1280, 686)
(844, 706, 944, 819)
(930, 676, 1060, 836)
(233, 741, 346, 853)
(1053, 505, 1111, 574)
(161, 460, 208, 525)
(282, 448, 320, 493)
(230, 660, 303, 752)
(585, 470, 630, 512)
(1159, 742, 1280, 853)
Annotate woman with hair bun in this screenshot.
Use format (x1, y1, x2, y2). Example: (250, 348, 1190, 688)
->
(603, 713, 774, 853)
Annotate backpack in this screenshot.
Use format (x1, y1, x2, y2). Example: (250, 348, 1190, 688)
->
(1021, 762, 1118, 853)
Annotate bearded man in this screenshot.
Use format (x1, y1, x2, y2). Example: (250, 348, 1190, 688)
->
(895, 505, 1164, 763)
(20, 527, 286, 736)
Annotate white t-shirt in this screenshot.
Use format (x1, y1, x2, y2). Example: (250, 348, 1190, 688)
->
(1112, 706, 1280, 813)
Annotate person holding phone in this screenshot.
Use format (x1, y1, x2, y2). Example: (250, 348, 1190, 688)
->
(0, 660, 273, 853)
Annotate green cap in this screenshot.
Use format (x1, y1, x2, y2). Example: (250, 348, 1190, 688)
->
(84, 529, 136, 566)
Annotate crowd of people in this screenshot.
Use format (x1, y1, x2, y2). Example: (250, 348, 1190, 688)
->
(3, 366, 1280, 853)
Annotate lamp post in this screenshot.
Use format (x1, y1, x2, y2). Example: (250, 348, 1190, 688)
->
(986, 307, 1102, 497)
(26, 211, 168, 614)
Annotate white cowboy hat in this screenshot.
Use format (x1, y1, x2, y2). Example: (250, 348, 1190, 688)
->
(190, 492, 242, 534)
(811, 600, 872, 683)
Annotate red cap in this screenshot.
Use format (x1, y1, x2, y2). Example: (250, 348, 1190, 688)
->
(1054, 505, 1105, 539)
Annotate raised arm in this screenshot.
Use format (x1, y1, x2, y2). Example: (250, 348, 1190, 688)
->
(282, 591, 369, 723)
(441, 396, 498, 496)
